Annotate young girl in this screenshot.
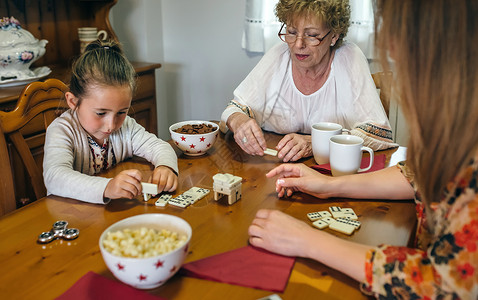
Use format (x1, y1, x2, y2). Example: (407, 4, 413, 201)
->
(249, 0, 478, 299)
(43, 39, 178, 204)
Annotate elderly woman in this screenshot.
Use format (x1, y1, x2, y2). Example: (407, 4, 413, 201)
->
(220, 0, 396, 162)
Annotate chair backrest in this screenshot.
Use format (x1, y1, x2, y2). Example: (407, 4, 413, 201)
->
(372, 71, 393, 117)
(0, 78, 69, 216)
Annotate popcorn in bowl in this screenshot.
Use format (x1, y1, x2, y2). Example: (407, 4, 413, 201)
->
(102, 227, 187, 258)
(169, 120, 219, 156)
(99, 214, 192, 289)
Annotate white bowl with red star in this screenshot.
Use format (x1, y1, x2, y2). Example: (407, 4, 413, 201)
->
(99, 214, 192, 289)
(169, 120, 219, 156)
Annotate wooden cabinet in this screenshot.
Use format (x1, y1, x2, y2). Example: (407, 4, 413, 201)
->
(129, 62, 160, 135)
(0, 0, 161, 207)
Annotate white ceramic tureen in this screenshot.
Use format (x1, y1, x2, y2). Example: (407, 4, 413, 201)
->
(0, 16, 50, 86)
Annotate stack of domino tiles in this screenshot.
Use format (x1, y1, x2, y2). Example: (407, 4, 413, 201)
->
(212, 173, 242, 205)
(307, 206, 361, 235)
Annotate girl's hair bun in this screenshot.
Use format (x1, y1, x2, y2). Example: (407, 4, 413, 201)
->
(84, 39, 123, 54)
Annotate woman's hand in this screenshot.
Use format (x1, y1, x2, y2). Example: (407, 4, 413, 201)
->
(266, 163, 336, 198)
(227, 112, 267, 155)
(276, 133, 312, 162)
(249, 209, 370, 283)
(149, 166, 178, 193)
(104, 169, 142, 199)
(248, 209, 315, 257)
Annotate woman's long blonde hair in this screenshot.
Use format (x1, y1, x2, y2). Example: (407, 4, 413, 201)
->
(375, 1, 478, 213)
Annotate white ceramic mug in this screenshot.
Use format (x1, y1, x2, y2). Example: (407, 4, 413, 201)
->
(311, 122, 349, 164)
(78, 27, 108, 53)
(329, 135, 374, 176)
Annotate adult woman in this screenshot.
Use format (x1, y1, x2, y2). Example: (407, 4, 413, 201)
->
(220, 0, 396, 162)
(248, 0, 478, 298)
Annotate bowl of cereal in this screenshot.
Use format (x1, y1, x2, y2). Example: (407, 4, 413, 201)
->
(99, 214, 192, 289)
(169, 120, 219, 156)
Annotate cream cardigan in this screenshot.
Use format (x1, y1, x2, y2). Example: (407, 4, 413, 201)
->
(43, 110, 178, 204)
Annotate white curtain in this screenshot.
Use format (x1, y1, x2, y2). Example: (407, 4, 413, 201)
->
(347, 0, 375, 59)
(242, 0, 281, 54)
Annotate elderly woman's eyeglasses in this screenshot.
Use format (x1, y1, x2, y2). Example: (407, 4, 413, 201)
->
(278, 23, 331, 46)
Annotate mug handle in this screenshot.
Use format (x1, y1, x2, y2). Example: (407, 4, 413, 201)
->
(341, 128, 351, 135)
(358, 146, 374, 173)
(97, 30, 108, 41)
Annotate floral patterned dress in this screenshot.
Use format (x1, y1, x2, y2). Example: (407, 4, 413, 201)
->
(361, 157, 478, 299)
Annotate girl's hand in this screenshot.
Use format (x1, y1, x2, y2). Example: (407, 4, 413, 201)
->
(248, 209, 314, 257)
(149, 166, 178, 193)
(228, 113, 267, 155)
(276, 133, 312, 162)
(266, 163, 336, 199)
(104, 169, 142, 199)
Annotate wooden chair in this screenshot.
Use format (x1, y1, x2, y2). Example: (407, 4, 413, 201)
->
(0, 79, 69, 216)
(372, 71, 393, 117)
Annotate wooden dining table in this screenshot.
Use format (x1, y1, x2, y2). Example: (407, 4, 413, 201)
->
(0, 130, 415, 300)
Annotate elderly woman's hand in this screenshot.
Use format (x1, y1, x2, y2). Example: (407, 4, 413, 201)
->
(276, 133, 312, 162)
(227, 112, 267, 155)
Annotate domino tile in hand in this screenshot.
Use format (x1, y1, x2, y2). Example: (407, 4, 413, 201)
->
(264, 148, 278, 156)
(141, 182, 158, 195)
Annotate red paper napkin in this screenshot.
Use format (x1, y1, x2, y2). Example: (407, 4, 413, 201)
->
(56, 271, 165, 300)
(180, 245, 295, 292)
(311, 154, 386, 175)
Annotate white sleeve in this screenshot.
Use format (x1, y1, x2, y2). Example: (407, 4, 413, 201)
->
(122, 117, 179, 174)
(43, 118, 111, 204)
